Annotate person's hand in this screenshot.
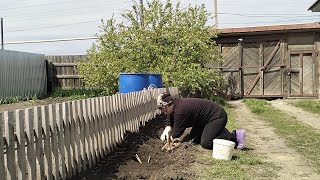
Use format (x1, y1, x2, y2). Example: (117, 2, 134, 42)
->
(160, 126, 172, 141)
(161, 137, 181, 152)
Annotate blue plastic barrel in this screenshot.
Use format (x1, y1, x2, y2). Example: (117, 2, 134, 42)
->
(148, 73, 163, 88)
(119, 73, 149, 93)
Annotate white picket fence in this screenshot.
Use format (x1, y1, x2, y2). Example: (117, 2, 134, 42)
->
(0, 87, 179, 180)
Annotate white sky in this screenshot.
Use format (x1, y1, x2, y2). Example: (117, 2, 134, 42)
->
(0, 0, 318, 55)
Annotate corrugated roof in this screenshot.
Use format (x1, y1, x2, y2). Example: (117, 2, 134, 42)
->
(216, 22, 320, 36)
(308, 0, 320, 12)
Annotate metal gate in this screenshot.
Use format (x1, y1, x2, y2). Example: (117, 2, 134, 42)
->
(288, 50, 317, 97)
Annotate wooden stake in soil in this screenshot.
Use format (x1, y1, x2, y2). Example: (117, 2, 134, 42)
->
(135, 154, 142, 164)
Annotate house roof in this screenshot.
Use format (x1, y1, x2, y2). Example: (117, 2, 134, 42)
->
(216, 22, 320, 36)
(308, 0, 320, 12)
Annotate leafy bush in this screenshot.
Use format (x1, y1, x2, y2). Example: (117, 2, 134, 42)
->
(77, 0, 224, 98)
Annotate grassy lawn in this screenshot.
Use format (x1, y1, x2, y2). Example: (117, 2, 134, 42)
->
(243, 98, 320, 174)
(291, 100, 320, 115)
(194, 104, 278, 180)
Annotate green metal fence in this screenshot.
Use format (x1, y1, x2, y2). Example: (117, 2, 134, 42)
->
(0, 50, 47, 99)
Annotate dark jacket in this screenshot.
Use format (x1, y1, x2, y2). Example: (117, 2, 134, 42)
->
(166, 98, 226, 138)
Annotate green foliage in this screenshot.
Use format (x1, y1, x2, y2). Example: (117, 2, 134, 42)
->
(293, 100, 320, 115)
(77, 0, 223, 97)
(0, 93, 38, 104)
(51, 88, 107, 100)
(0, 96, 21, 104)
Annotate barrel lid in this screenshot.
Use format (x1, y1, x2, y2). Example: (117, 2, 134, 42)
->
(120, 72, 149, 75)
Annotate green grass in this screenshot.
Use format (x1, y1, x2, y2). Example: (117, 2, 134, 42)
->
(292, 100, 320, 115)
(0, 93, 37, 104)
(197, 149, 277, 180)
(243, 98, 320, 173)
(51, 88, 108, 100)
(194, 102, 278, 179)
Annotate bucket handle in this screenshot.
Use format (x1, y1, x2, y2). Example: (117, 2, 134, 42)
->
(148, 84, 157, 90)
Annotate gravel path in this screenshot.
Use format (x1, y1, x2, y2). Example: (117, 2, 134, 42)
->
(230, 100, 320, 180)
(269, 100, 320, 130)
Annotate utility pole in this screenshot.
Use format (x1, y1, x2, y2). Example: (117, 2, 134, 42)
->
(1, 18, 4, 49)
(214, 0, 218, 28)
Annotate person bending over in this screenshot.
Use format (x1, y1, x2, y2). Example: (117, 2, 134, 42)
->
(157, 92, 246, 150)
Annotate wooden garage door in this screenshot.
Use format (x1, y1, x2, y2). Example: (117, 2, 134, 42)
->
(288, 51, 317, 97)
(243, 41, 282, 97)
(220, 43, 241, 97)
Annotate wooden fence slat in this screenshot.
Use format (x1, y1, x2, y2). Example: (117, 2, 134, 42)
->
(119, 95, 124, 142)
(112, 96, 119, 144)
(49, 104, 59, 180)
(92, 98, 98, 164)
(109, 96, 116, 150)
(70, 101, 77, 176)
(4, 111, 16, 180)
(42, 106, 53, 180)
(74, 100, 83, 173)
(34, 106, 45, 180)
(95, 98, 102, 159)
(0, 113, 5, 179)
(88, 99, 96, 166)
(99, 97, 106, 156)
(77, 100, 86, 171)
(25, 108, 36, 180)
(56, 103, 66, 179)
(82, 99, 92, 168)
(16, 109, 26, 180)
(106, 96, 113, 152)
(63, 102, 72, 178)
(103, 97, 110, 154)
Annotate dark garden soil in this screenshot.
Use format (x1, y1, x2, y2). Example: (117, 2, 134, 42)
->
(75, 115, 201, 180)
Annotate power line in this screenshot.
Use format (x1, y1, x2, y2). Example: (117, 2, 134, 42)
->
(7, 20, 100, 33)
(0, 0, 130, 11)
(2, 1, 131, 19)
(7, 8, 127, 22)
(4, 36, 98, 45)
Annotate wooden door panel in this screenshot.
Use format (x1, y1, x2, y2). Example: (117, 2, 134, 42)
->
(264, 44, 281, 95)
(222, 44, 238, 67)
(242, 43, 260, 95)
(244, 41, 281, 96)
(289, 52, 315, 97)
(290, 54, 300, 95)
(221, 44, 241, 96)
(302, 54, 313, 95)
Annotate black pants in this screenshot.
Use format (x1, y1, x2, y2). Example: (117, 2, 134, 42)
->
(189, 109, 236, 149)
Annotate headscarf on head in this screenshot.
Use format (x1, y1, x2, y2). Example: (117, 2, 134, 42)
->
(157, 92, 174, 109)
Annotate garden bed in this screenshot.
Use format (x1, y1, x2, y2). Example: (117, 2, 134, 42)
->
(75, 115, 200, 180)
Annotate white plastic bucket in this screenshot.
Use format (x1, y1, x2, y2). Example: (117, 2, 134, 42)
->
(212, 139, 235, 160)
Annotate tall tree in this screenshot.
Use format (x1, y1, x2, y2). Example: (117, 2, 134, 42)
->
(77, 0, 224, 97)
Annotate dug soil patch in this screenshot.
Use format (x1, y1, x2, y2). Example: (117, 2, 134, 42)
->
(76, 115, 201, 180)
